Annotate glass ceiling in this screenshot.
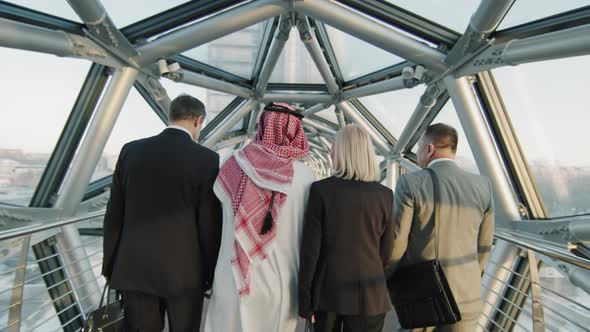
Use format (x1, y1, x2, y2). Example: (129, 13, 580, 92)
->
(325, 25, 405, 81)
(269, 29, 324, 84)
(183, 21, 270, 79)
(7, 0, 189, 27)
(385, 0, 481, 33)
(497, 0, 590, 30)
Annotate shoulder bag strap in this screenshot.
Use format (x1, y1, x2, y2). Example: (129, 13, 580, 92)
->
(425, 168, 440, 261)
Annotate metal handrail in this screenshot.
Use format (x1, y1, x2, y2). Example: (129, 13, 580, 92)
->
(494, 229, 590, 270)
(0, 210, 105, 241)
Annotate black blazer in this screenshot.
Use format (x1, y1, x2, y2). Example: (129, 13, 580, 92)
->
(299, 176, 394, 318)
(102, 128, 222, 297)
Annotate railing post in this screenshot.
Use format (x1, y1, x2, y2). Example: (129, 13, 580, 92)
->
(54, 67, 139, 311)
(528, 250, 545, 332)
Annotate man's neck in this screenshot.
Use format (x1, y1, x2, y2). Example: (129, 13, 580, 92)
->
(427, 156, 456, 168)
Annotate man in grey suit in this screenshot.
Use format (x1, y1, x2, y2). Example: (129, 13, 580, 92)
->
(388, 123, 495, 332)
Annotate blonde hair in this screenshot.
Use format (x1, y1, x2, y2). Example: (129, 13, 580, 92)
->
(332, 124, 379, 182)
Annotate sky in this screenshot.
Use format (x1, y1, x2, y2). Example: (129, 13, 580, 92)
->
(1, 0, 589, 169)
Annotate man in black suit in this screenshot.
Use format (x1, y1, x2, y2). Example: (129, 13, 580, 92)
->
(102, 94, 222, 332)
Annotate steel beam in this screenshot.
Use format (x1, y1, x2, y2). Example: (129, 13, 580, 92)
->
(0, 17, 119, 67)
(458, 24, 590, 76)
(214, 134, 248, 150)
(66, 0, 137, 61)
(469, 0, 515, 35)
(337, 101, 391, 154)
(136, 0, 287, 66)
(340, 76, 406, 100)
(392, 83, 445, 155)
(166, 68, 253, 98)
(293, 0, 447, 73)
(302, 118, 337, 136)
(297, 17, 340, 96)
(335, 108, 346, 128)
(53, 67, 138, 311)
(202, 100, 256, 148)
(302, 103, 331, 117)
(444, 75, 524, 330)
(255, 16, 291, 95)
(384, 159, 399, 189)
(260, 93, 333, 104)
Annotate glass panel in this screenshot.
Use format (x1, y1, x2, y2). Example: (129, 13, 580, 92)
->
(183, 21, 270, 79)
(428, 101, 479, 174)
(7, 0, 81, 22)
(0, 48, 89, 206)
(514, 256, 590, 331)
(498, 0, 589, 30)
(493, 56, 590, 217)
(314, 105, 338, 123)
(91, 88, 165, 182)
(384, 0, 481, 32)
(100, 0, 188, 28)
(269, 29, 324, 84)
(159, 80, 235, 127)
(359, 86, 426, 138)
(325, 25, 404, 81)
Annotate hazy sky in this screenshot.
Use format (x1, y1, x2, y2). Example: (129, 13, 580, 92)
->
(1, 0, 589, 169)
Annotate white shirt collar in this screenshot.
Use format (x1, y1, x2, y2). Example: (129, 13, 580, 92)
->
(167, 125, 193, 140)
(427, 158, 456, 168)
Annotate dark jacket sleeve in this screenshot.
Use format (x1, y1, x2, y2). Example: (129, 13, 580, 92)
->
(102, 145, 127, 278)
(197, 153, 223, 291)
(298, 182, 323, 318)
(380, 190, 395, 267)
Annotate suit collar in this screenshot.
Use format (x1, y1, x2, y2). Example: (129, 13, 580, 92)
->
(161, 127, 194, 142)
(427, 158, 456, 168)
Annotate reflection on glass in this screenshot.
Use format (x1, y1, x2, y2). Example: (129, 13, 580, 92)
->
(493, 56, 590, 217)
(514, 259, 590, 331)
(498, 0, 589, 30)
(159, 80, 235, 127)
(183, 21, 269, 79)
(325, 25, 404, 81)
(269, 29, 324, 84)
(384, 0, 480, 32)
(314, 106, 338, 124)
(0, 49, 89, 206)
(91, 88, 165, 182)
(425, 101, 479, 174)
(100, 0, 188, 27)
(359, 86, 426, 137)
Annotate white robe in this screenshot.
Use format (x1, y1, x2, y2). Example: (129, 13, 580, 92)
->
(204, 159, 315, 332)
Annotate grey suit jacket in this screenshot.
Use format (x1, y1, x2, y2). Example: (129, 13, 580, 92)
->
(387, 160, 494, 317)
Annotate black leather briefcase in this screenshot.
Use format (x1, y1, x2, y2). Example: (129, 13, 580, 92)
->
(83, 283, 124, 332)
(387, 169, 461, 329)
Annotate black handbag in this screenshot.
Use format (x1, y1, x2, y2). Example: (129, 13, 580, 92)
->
(83, 282, 125, 331)
(387, 168, 461, 329)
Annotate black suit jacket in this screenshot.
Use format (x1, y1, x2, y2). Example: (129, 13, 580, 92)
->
(102, 128, 222, 297)
(299, 176, 394, 318)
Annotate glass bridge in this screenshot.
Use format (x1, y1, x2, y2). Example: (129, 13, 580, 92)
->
(0, 0, 589, 331)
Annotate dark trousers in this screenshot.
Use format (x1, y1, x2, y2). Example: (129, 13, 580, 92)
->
(123, 291, 203, 332)
(314, 312, 386, 332)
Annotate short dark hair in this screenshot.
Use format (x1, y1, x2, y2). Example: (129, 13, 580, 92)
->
(423, 123, 458, 153)
(169, 94, 206, 122)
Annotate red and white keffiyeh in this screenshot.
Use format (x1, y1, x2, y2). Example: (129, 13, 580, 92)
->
(216, 103, 309, 296)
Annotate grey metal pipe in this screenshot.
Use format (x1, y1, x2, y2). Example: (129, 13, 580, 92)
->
(318, 136, 333, 151)
(302, 118, 337, 136)
(392, 83, 443, 155)
(55, 67, 139, 311)
(0, 18, 75, 57)
(214, 135, 248, 150)
(384, 159, 399, 190)
(293, 0, 447, 73)
(563, 265, 590, 295)
(443, 76, 524, 330)
(335, 109, 346, 128)
(256, 16, 291, 95)
(398, 157, 421, 173)
(469, 0, 515, 35)
(137, 0, 286, 66)
(66, 0, 105, 23)
(169, 69, 253, 98)
(340, 76, 406, 100)
(337, 101, 391, 154)
(503, 24, 590, 65)
(202, 100, 256, 148)
(261, 93, 333, 104)
(302, 104, 330, 117)
(297, 18, 340, 96)
(570, 219, 590, 242)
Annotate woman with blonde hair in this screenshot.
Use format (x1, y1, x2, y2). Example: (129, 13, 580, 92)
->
(299, 124, 394, 332)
